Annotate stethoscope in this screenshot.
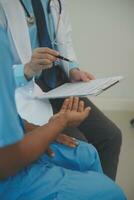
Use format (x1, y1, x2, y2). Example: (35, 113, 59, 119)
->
(48, 0, 62, 15)
(48, 0, 62, 47)
(19, 0, 62, 46)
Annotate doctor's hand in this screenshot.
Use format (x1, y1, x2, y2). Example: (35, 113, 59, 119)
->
(70, 68, 95, 82)
(24, 47, 59, 79)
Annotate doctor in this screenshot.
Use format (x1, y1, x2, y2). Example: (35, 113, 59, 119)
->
(0, 0, 121, 180)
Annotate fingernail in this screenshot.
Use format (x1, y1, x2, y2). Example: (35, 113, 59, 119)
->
(71, 144, 76, 148)
(76, 141, 79, 146)
(65, 99, 69, 102)
(72, 137, 76, 141)
(51, 153, 55, 157)
(56, 51, 60, 55)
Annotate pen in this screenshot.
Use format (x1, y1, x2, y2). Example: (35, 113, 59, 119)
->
(56, 55, 72, 62)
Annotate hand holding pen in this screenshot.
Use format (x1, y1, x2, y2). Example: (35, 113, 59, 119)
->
(24, 47, 72, 79)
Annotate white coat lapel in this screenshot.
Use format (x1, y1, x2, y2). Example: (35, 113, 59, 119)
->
(50, 0, 70, 76)
(0, 0, 32, 64)
(0, 0, 53, 125)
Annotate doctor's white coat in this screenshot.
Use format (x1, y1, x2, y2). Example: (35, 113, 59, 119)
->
(0, 0, 78, 125)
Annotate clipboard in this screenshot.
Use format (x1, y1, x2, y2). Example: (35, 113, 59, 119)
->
(33, 76, 124, 99)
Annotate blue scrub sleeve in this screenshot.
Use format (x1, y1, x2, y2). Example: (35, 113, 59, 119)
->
(14, 61, 79, 87)
(0, 27, 24, 147)
(13, 64, 29, 88)
(69, 61, 79, 71)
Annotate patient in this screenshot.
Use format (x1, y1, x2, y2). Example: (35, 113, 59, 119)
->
(0, 29, 127, 200)
(0, 0, 122, 181)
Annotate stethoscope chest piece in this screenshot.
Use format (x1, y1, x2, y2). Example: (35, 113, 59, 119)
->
(26, 16, 35, 26)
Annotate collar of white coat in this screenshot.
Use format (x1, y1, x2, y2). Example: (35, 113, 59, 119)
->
(0, 0, 32, 64)
(0, 0, 61, 65)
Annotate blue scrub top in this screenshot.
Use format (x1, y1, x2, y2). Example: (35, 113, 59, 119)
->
(0, 27, 24, 147)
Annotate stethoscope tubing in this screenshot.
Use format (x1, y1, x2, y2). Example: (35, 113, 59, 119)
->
(48, 0, 62, 46)
(48, 0, 62, 15)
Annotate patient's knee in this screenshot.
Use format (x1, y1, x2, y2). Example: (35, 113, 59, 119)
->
(77, 141, 102, 172)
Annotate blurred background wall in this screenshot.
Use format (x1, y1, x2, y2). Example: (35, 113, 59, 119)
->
(68, 1, 134, 199)
(68, 0, 134, 110)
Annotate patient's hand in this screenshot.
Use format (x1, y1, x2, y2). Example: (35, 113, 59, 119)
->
(24, 97, 90, 157)
(50, 97, 91, 128)
(47, 134, 79, 157)
(47, 97, 90, 157)
(24, 97, 90, 132)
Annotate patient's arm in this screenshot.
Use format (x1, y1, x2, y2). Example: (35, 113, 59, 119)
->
(0, 97, 90, 180)
(23, 120, 79, 154)
(23, 120, 79, 156)
(23, 120, 39, 133)
(0, 114, 66, 180)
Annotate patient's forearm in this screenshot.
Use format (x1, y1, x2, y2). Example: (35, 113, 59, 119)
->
(23, 120, 39, 133)
(0, 116, 66, 180)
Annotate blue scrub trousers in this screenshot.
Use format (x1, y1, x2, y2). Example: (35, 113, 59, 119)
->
(0, 141, 126, 200)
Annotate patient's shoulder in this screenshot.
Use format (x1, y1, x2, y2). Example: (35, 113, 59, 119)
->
(0, 3, 7, 28)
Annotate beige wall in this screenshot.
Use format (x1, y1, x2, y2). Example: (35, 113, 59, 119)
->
(68, 0, 134, 101)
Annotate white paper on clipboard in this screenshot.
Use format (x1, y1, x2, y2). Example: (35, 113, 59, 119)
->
(33, 76, 124, 100)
